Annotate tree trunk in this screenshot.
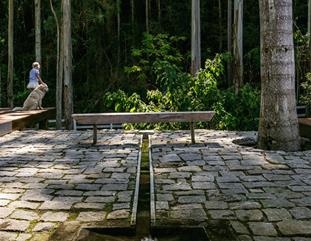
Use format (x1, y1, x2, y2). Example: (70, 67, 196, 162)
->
(258, 0, 300, 151)
(35, 0, 41, 63)
(131, 0, 134, 26)
(308, 0, 311, 35)
(117, 0, 121, 67)
(157, 0, 161, 23)
(308, 0, 311, 69)
(218, 0, 223, 51)
(50, 0, 63, 129)
(191, 0, 201, 76)
(62, 0, 73, 130)
(0, 69, 2, 107)
(227, 0, 233, 86)
(145, 0, 149, 33)
(232, 0, 243, 94)
(7, 0, 14, 108)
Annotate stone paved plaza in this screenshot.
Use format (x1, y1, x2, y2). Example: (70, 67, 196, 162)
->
(0, 130, 141, 241)
(0, 129, 311, 241)
(150, 130, 311, 241)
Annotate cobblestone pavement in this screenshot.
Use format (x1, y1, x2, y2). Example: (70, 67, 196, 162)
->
(150, 130, 311, 241)
(0, 130, 142, 241)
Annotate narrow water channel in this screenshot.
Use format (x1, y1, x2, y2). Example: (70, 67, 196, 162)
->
(135, 137, 153, 239)
(74, 136, 210, 241)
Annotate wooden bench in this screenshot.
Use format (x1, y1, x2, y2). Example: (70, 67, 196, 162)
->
(72, 111, 215, 144)
(0, 108, 56, 136)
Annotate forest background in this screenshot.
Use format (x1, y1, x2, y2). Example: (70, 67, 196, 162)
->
(0, 0, 310, 131)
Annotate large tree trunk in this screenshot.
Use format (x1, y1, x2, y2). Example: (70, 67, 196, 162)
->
(62, 0, 73, 130)
(191, 0, 201, 76)
(258, 0, 300, 151)
(227, 0, 233, 86)
(232, 0, 243, 94)
(50, 0, 63, 129)
(35, 0, 41, 63)
(7, 0, 14, 108)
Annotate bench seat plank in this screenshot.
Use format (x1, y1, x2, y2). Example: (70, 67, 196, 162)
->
(0, 108, 56, 133)
(72, 111, 215, 125)
(72, 111, 215, 145)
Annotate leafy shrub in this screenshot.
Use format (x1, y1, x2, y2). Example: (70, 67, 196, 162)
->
(103, 34, 260, 131)
(300, 73, 311, 115)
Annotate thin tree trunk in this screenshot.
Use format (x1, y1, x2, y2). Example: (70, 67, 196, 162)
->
(146, 0, 149, 33)
(232, 0, 243, 94)
(227, 0, 233, 86)
(62, 0, 73, 130)
(308, 0, 311, 69)
(258, 0, 300, 151)
(35, 0, 41, 63)
(157, 0, 161, 23)
(117, 0, 121, 67)
(0, 69, 2, 107)
(50, 0, 63, 129)
(7, 0, 14, 108)
(131, 0, 134, 26)
(308, 0, 311, 35)
(218, 0, 223, 51)
(191, 0, 201, 76)
(130, 0, 135, 47)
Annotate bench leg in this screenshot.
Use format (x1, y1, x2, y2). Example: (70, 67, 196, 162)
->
(190, 122, 195, 144)
(93, 124, 97, 145)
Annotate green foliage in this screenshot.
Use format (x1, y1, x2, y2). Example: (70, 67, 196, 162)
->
(103, 35, 260, 131)
(294, 30, 310, 102)
(218, 84, 260, 130)
(14, 90, 29, 106)
(124, 33, 186, 92)
(190, 54, 223, 110)
(300, 73, 311, 114)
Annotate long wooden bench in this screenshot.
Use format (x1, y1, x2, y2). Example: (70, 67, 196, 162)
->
(0, 108, 56, 136)
(72, 111, 215, 144)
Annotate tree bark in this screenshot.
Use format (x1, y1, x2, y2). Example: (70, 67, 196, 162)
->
(227, 0, 233, 86)
(0, 69, 2, 107)
(308, 0, 311, 35)
(232, 0, 243, 94)
(191, 0, 201, 76)
(131, 0, 134, 26)
(218, 0, 223, 51)
(7, 0, 14, 108)
(35, 0, 41, 63)
(117, 0, 121, 67)
(308, 0, 311, 69)
(62, 0, 73, 130)
(157, 0, 161, 23)
(145, 0, 149, 33)
(50, 0, 63, 129)
(258, 0, 300, 151)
